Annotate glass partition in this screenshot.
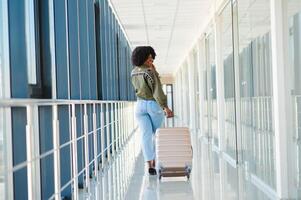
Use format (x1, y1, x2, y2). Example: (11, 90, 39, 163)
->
(193, 51, 201, 132)
(182, 64, 190, 126)
(0, 1, 4, 98)
(220, 3, 240, 199)
(0, 1, 7, 199)
(238, 0, 276, 197)
(207, 32, 218, 147)
(163, 84, 174, 127)
(203, 64, 209, 137)
(221, 2, 237, 160)
(25, 0, 37, 85)
(288, 0, 301, 197)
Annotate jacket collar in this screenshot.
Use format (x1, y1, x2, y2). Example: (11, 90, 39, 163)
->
(139, 64, 149, 69)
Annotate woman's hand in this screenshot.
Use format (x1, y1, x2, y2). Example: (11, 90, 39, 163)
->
(149, 64, 160, 77)
(163, 107, 174, 118)
(150, 63, 156, 70)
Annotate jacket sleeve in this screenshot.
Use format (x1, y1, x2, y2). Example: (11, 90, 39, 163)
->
(144, 69, 167, 109)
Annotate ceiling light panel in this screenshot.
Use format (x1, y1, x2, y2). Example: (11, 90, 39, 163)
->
(110, 0, 212, 75)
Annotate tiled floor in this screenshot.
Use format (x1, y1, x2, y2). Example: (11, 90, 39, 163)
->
(124, 154, 195, 200)
(83, 152, 199, 200)
(80, 131, 209, 200)
(80, 130, 275, 200)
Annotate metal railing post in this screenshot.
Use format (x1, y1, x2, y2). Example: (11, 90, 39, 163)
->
(111, 103, 115, 157)
(0, 99, 139, 200)
(83, 104, 90, 189)
(106, 103, 111, 162)
(119, 103, 122, 148)
(121, 103, 124, 146)
(125, 104, 130, 141)
(116, 103, 120, 151)
(118, 103, 121, 150)
(114, 103, 118, 153)
(71, 104, 79, 200)
(101, 103, 105, 168)
(26, 105, 34, 200)
(93, 103, 98, 179)
(132, 103, 135, 132)
(125, 104, 127, 141)
(116, 103, 119, 152)
(52, 105, 61, 200)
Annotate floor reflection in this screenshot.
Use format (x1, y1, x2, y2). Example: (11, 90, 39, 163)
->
(79, 131, 141, 200)
(80, 132, 209, 200)
(79, 129, 280, 200)
(125, 160, 194, 200)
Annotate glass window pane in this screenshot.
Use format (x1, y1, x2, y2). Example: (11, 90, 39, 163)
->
(219, 3, 240, 199)
(182, 64, 190, 126)
(0, 1, 9, 196)
(0, 1, 3, 98)
(238, 0, 276, 195)
(288, 0, 301, 198)
(25, 0, 37, 84)
(0, 3, 5, 199)
(193, 51, 201, 131)
(221, 2, 237, 160)
(208, 33, 218, 147)
(0, 0, 3, 153)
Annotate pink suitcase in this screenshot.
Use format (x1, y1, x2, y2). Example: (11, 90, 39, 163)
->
(155, 127, 192, 180)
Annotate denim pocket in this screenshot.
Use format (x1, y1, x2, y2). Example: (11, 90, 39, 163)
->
(135, 101, 144, 115)
(148, 101, 163, 115)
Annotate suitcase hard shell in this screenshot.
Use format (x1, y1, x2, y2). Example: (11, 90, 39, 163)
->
(155, 127, 192, 180)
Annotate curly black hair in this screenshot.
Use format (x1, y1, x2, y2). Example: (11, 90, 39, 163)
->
(131, 46, 156, 66)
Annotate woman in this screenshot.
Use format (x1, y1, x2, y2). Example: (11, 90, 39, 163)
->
(131, 46, 174, 175)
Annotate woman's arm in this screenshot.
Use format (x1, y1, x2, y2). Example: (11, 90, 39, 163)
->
(145, 67, 174, 118)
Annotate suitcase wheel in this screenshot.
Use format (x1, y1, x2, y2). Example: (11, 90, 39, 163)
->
(185, 171, 191, 180)
(185, 167, 191, 180)
(158, 169, 162, 180)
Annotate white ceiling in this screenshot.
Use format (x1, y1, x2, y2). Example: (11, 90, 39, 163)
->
(110, 0, 213, 75)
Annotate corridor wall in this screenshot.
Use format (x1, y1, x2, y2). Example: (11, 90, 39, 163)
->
(174, 0, 301, 199)
(0, 0, 134, 199)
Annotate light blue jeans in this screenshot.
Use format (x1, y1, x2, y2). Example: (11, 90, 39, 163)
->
(135, 99, 164, 162)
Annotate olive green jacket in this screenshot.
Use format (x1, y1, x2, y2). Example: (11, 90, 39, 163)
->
(131, 65, 167, 109)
